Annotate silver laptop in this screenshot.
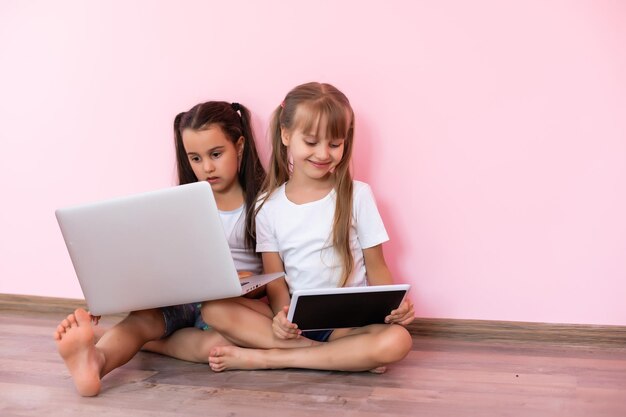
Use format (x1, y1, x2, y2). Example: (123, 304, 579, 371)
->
(55, 181, 283, 315)
(287, 284, 410, 330)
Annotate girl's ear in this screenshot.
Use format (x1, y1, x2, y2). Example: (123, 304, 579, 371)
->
(236, 136, 245, 171)
(280, 127, 290, 147)
(236, 136, 245, 158)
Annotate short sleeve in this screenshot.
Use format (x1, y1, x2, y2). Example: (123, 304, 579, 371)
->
(255, 199, 279, 253)
(353, 182, 389, 249)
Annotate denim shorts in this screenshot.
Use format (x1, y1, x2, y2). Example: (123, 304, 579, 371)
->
(302, 329, 333, 342)
(160, 303, 209, 338)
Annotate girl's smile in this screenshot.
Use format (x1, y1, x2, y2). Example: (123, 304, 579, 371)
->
(307, 159, 332, 169)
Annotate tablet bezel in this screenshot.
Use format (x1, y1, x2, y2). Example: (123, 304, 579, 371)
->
(286, 284, 411, 331)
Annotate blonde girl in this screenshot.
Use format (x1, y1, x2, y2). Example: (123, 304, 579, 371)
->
(202, 82, 415, 372)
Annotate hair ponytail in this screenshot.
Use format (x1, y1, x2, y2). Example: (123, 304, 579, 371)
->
(257, 105, 291, 212)
(236, 104, 266, 251)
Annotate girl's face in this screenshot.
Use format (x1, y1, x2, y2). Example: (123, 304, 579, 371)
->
(281, 112, 346, 182)
(182, 125, 243, 196)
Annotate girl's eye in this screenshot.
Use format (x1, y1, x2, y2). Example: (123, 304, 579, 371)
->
(189, 156, 201, 163)
(211, 152, 222, 159)
(305, 141, 316, 147)
(330, 143, 343, 149)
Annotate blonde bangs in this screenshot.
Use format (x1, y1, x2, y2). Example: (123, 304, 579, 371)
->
(293, 99, 352, 141)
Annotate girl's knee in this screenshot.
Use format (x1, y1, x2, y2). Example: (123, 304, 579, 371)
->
(373, 325, 412, 363)
(127, 309, 165, 336)
(129, 308, 162, 322)
(200, 300, 221, 317)
(201, 300, 232, 326)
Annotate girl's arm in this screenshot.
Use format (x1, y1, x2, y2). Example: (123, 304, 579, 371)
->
(262, 252, 290, 313)
(363, 244, 415, 326)
(362, 244, 393, 286)
(262, 252, 301, 339)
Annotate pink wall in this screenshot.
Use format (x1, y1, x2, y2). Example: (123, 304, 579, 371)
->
(1, 1, 624, 325)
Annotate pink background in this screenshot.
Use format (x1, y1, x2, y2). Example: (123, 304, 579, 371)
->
(1, 1, 624, 325)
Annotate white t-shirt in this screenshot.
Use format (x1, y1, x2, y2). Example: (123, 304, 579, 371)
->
(256, 181, 389, 292)
(220, 205, 263, 275)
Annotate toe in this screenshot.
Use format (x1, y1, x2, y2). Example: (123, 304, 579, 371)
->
(74, 309, 93, 326)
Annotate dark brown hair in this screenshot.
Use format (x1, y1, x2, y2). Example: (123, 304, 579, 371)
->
(174, 101, 265, 251)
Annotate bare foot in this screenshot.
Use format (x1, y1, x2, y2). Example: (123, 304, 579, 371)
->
(369, 366, 387, 374)
(54, 308, 105, 396)
(208, 346, 268, 372)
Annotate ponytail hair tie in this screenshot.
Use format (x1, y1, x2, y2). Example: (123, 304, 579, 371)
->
(231, 102, 241, 112)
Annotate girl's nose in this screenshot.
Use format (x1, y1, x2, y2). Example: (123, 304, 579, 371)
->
(203, 160, 215, 172)
(316, 144, 330, 160)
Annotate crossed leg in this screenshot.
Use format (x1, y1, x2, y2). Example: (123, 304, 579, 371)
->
(143, 296, 317, 363)
(201, 297, 319, 349)
(142, 327, 232, 363)
(208, 323, 413, 372)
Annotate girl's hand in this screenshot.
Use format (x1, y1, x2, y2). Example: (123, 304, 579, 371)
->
(385, 299, 415, 326)
(238, 271, 254, 279)
(272, 306, 301, 339)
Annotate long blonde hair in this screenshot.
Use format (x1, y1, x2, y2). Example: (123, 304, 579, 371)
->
(259, 82, 355, 286)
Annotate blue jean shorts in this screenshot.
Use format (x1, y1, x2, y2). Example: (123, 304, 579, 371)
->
(160, 302, 209, 338)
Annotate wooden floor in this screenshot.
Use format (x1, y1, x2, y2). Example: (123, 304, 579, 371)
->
(1, 295, 625, 417)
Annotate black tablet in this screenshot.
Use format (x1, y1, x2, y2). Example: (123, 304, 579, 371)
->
(286, 284, 410, 331)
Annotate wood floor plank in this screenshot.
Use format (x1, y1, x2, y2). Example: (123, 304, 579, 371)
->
(1, 295, 626, 417)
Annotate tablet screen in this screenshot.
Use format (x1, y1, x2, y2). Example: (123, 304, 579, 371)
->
(289, 288, 408, 330)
